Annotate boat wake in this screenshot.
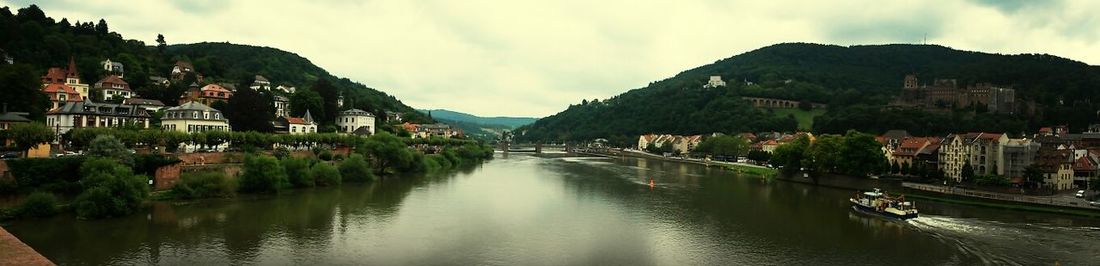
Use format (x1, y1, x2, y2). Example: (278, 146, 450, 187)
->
(907, 215, 1100, 265)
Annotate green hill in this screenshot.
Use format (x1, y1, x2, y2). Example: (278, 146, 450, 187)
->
(0, 4, 428, 124)
(419, 109, 536, 140)
(517, 43, 1100, 145)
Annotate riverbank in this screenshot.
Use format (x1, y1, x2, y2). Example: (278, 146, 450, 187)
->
(575, 149, 778, 177)
(0, 226, 53, 266)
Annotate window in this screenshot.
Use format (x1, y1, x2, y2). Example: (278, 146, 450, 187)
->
(193, 112, 199, 119)
(204, 112, 209, 119)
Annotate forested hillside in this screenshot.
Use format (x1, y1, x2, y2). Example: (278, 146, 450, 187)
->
(0, 4, 428, 125)
(517, 43, 1100, 145)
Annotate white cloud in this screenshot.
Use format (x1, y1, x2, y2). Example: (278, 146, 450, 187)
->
(4, 0, 1099, 117)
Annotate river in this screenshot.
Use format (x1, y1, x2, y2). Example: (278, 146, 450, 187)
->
(5, 154, 1100, 265)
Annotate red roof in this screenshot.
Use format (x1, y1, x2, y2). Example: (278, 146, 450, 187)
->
(42, 67, 67, 83)
(286, 117, 309, 125)
(42, 83, 80, 97)
(95, 75, 130, 91)
(1074, 156, 1097, 171)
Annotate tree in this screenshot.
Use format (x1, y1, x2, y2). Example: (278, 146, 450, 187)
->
(282, 157, 313, 188)
(156, 34, 167, 54)
(359, 132, 414, 174)
(224, 77, 275, 132)
(961, 162, 975, 183)
(94, 19, 108, 34)
(310, 79, 341, 126)
(890, 161, 900, 174)
(238, 155, 288, 193)
(6, 123, 53, 158)
(696, 135, 749, 158)
(770, 135, 810, 173)
(803, 135, 843, 183)
(836, 130, 886, 177)
(311, 162, 341, 186)
(746, 150, 771, 164)
(74, 158, 149, 219)
(1023, 165, 1044, 189)
(86, 135, 133, 166)
(339, 154, 375, 182)
(290, 87, 324, 119)
(0, 64, 51, 120)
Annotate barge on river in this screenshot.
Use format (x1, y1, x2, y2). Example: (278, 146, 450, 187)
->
(850, 188, 918, 220)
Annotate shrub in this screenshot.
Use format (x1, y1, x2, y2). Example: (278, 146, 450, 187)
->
(171, 172, 235, 199)
(283, 157, 314, 188)
(333, 153, 345, 161)
(319, 150, 334, 161)
(273, 146, 291, 159)
(86, 135, 133, 166)
(17, 192, 60, 218)
(238, 155, 289, 193)
(5, 157, 85, 194)
(339, 154, 375, 182)
(74, 158, 150, 219)
(311, 162, 342, 186)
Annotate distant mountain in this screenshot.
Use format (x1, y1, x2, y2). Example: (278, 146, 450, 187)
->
(419, 109, 536, 129)
(418, 109, 537, 140)
(516, 43, 1100, 146)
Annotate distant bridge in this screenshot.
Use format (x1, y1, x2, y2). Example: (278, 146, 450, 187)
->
(496, 142, 569, 153)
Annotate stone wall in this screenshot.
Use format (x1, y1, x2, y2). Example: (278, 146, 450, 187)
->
(154, 163, 181, 191)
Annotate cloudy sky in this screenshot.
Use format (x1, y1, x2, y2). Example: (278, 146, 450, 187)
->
(6, 0, 1099, 117)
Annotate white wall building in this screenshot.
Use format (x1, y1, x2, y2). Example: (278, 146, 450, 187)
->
(45, 101, 151, 135)
(336, 109, 375, 135)
(704, 76, 726, 88)
(161, 101, 230, 133)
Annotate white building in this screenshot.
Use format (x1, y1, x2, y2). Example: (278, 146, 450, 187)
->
(275, 110, 317, 135)
(336, 109, 375, 135)
(273, 95, 290, 118)
(276, 85, 296, 94)
(250, 75, 271, 91)
(704, 76, 726, 88)
(95, 75, 134, 101)
(45, 101, 151, 135)
(101, 59, 124, 77)
(161, 101, 230, 133)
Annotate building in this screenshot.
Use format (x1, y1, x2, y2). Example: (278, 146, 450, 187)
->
(123, 98, 166, 113)
(170, 61, 202, 81)
(336, 109, 376, 135)
(101, 59, 124, 77)
(41, 83, 82, 110)
(95, 75, 134, 101)
(179, 83, 233, 106)
(671, 135, 703, 154)
(41, 57, 90, 101)
(637, 134, 702, 154)
(1002, 138, 1040, 181)
(896, 74, 1015, 114)
(274, 111, 317, 135)
(161, 101, 230, 133)
(148, 76, 170, 87)
(1073, 154, 1098, 189)
(0, 107, 31, 130)
(385, 111, 403, 123)
(1035, 147, 1075, 190)
(251, 75, 271, 91)
(45, 101, 151, 135)
(892, 137, 938, 167)
(273, 95, 290, 118)
(938, 132, 1008, 181)
(276, 85, 296, 94)
(704, 76, 726, 88)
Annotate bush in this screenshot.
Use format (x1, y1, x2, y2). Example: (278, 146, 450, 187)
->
(5, 157, 85, 194)
(339, 154, 375, 182)
(86, 135, 133, 166)
(17, 192, 60, 218)
(273, 146, 291, 159)
(319, 150, 334, 161)
(311, 162, 342, 186)
(283, 157, 314, 188)
(238, 155, 289, 193)
(74, 158, 150, 219)
(333, 153, 345, 161)
(171, 172, 235, 199)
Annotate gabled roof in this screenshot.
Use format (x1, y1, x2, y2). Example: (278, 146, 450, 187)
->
(352, 126, 374, 136)
(339, 109, 374, 117)
(95, 75, 130, 90)
(883, 130, 911, 140)
(123, 98, 165, 106)
(42, 83, 81, 99)
(175, 60, 194, 70)
(286, 117, 311, 125)
(42, 67, 67, 82)
(0, 112, 31, 122)
(201, 84, 232, 93)
(167, 101, 219, 112)
(254, 75, 269, 82)
(47, 101, 149, 117)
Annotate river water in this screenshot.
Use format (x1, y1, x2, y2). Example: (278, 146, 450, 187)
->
(6, 154, 1100, 265)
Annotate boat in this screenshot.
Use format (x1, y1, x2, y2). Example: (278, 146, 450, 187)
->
(849, 188, 918, 220)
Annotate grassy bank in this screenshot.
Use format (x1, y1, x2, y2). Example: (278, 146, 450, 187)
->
(771, 109, 825, 131)
(725, 164, 778, 177)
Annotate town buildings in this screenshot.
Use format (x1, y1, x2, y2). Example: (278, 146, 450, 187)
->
(41, 57, 90, 103)
(101, 58, 124, 77)
(41, 83, 82, 110)
(1002, 138, 1040, 181)
(938, 132, 1008, 181)
(178, 83, 233, 106)
(636, 134, 703, 155)
(273, 95, 290, 118)
(123, 98, 166, 113)
(251, 75, 271, 91)
(95, 75, 133, 101)
(45, 101, 151, 135)
(161, 101, 230, 133)
(336, 109, 376, 135)
(704, 76, 726, 88)
(274, 111, 317, 135)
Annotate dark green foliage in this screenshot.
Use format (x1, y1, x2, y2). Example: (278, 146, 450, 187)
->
(318, 150, 334, 161)
(225, 77, 275, 132)
(961, 163, 975, 183)
(0, 65, 49, 122)
(170, 171, 234, 199)
(86, 135, 133, 166)
(238, 155, 288, 194)
(74, 158, 150, 219)
(770, 136, 810, 172)
(311, 162, 341, 186)
(746, 150, 771, 163)
(282, 157, 314, 188)
(16, 192, 59, 218)
(695, 135, 749, 157)
(4, 156, 84, 194)
(360, 132, 415, 174)
(974, 175, 1010, 187)
(290, 88, 324, 120)
(272, 146, 291, 159)
(132, 154, 181, 177)
(339, 154, 374, 182)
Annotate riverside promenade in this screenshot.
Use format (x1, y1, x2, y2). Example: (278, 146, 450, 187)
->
(0, 226, 53, 266)
(903, 182, 1100, 210)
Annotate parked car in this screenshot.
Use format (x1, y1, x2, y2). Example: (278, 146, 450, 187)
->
(1091, 201, 1100, 207)
(1076, 190, 1086, 198)
(0, 151, 21, 159)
